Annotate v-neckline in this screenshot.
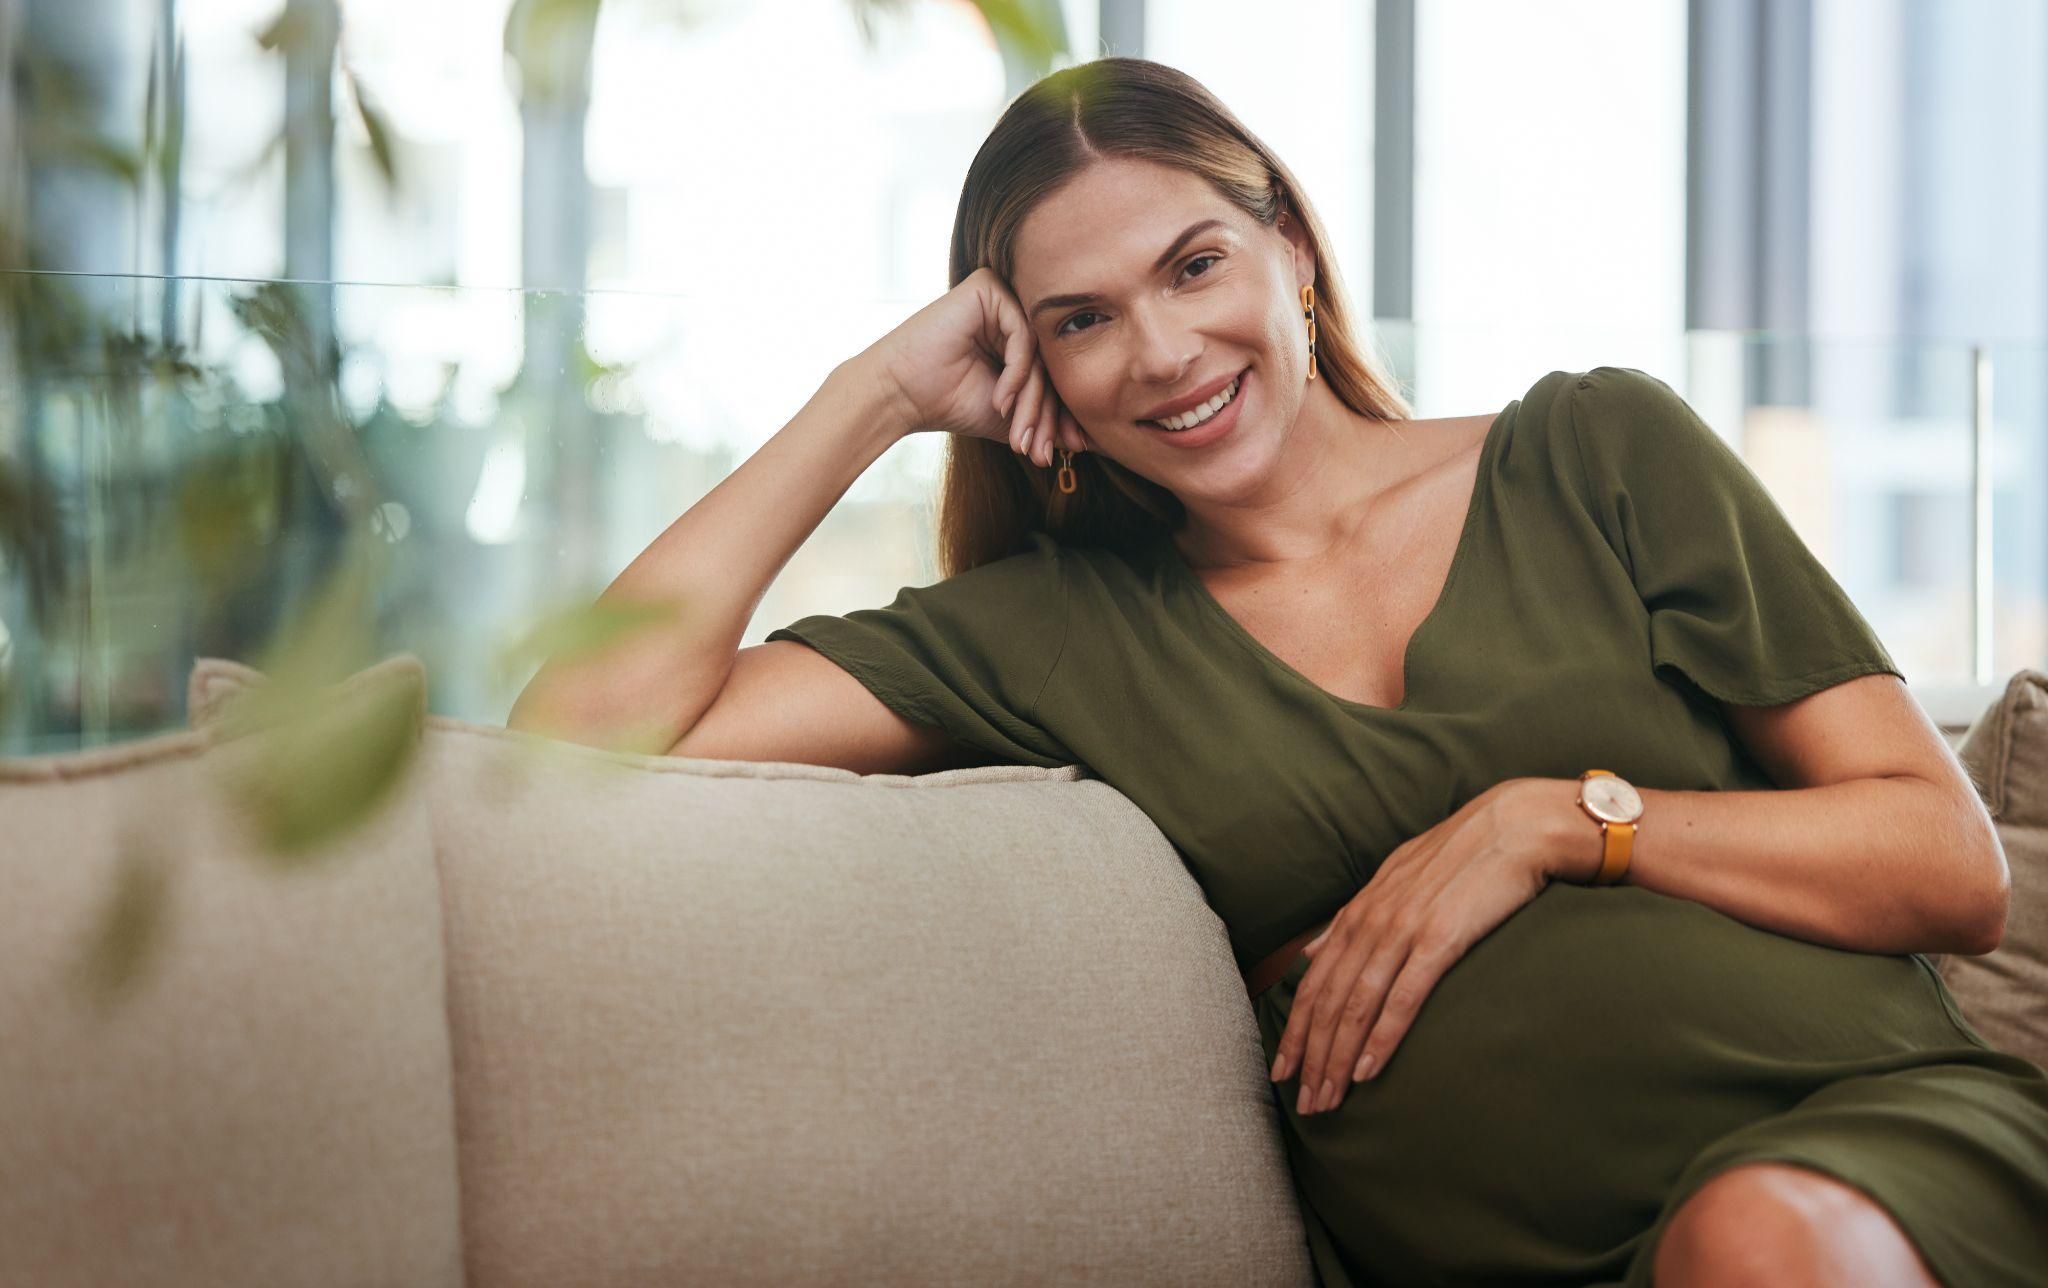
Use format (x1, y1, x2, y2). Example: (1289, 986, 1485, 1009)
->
(1154, 399, 1514, 716)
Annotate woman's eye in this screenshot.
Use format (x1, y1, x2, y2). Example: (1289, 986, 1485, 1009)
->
(1055, 255, 1221, 337)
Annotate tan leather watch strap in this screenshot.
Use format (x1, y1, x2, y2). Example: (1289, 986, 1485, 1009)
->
(1593, 820, 1634, 886)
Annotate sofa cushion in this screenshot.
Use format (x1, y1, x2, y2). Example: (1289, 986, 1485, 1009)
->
(410, 713, 1312, 1287)
(0, 653, 464, 1288)
(1942, 668, 2048, 1069)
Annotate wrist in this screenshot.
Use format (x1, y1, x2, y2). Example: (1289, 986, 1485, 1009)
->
(1533, 777, 1605, 884)
(827, 355, 918, 446)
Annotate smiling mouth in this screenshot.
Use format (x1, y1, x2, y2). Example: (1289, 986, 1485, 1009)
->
(1140, 369, 1246, 432)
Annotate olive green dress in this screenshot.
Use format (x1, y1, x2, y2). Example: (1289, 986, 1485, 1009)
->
(767, 366, 2048, 1286)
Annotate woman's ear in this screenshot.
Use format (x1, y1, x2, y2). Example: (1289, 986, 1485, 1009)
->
(1278, 208, 1316, 293)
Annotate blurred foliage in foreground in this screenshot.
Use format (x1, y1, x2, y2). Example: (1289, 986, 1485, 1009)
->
(1, 0, 1072, 1008)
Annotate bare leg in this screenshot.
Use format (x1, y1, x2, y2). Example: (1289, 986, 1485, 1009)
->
(1652, 1161, 1943, 1287)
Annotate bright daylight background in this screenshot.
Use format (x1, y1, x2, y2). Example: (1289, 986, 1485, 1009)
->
(1, 0, 2043, 749)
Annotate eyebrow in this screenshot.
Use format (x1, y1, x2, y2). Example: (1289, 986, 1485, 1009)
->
(1029, 219, 1229, 319)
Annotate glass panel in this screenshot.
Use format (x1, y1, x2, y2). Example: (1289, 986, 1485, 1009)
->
(4, 268, 2038, 754)
(0, 268, 948, 752)
(1750, 334, 1980, 687)
(1988, 340, 2047, 683)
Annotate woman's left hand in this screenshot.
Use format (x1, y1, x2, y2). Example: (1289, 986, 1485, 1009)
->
(1270, 777, 1566, 1116)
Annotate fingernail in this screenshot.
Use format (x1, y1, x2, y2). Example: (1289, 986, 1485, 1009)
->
(1269, 1053, 1284, 1081)
(1353, 1053, 1376, 1083)
(1296, 1085, 1312, 1115)
(1318, 1079, 1338, 1112)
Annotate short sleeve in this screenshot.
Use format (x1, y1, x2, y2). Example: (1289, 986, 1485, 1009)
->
(764, 529, 1077, 767)
(1568, 366, 1906, 707)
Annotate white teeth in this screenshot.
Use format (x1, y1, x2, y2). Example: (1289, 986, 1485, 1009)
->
(1146, 376, 1240, 432)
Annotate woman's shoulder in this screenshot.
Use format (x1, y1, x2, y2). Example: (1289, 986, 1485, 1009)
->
(1508, 364, 1686, 428)
(1502, 364, 1719, 479)
(1562, 366, 1742, 484)
(1568, 365, 1697, 421)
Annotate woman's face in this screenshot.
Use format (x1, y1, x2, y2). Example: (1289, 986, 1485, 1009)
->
(1007, 157, 1315, 495)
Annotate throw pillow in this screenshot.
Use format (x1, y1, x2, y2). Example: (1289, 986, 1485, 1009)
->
(0, 652, 462, 1288)
(1942, 667, 2048, 1069)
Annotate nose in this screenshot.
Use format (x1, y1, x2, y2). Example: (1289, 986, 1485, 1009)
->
(1126, 304, 1199, 392)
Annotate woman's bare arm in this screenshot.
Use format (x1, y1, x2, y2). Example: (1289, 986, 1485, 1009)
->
(507, 268, 1061, 771)
(665, 638, 994, 773)
(505, 357, 958, 766)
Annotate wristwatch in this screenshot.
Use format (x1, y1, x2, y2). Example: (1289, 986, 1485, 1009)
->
(1575, 769, 1644, 886)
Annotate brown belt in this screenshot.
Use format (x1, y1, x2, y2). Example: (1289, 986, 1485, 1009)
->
(1243, 916, 1333, 1000)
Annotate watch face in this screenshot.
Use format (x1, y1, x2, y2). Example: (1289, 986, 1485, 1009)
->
(1583, 775, 1644, 824)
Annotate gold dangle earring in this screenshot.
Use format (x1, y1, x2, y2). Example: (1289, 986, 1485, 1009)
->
(1054, 447, 1077, 495)
(1300, 283, 1318, 381)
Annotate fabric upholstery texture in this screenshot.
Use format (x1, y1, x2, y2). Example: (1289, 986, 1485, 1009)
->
(1943, 668, 2048, 1069)
(181, 654, 1313, 1287)
(0, 654, 463, 1288)
(414, 711, 1312, 1287)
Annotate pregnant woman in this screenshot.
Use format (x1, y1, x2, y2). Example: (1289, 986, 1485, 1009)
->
(511, 58, 2048, 1286)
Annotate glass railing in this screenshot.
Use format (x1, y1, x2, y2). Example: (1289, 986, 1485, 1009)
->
(1, 268, 2041, 754)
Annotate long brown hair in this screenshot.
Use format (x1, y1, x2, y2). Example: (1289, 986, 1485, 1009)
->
(938, 56, 1413, 577)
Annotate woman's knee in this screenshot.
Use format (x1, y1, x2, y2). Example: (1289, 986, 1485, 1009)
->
(1651, 1161, 1942, 1287)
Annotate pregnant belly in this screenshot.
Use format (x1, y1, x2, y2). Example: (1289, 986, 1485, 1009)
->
(1255, 882, 1975, 1280)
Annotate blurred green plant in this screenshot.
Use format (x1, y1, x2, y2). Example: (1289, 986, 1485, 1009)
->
(489, 589, 697, 763)
(227, 280, 382, 525)
(256, 2, 403, 194)
(491, 593, 685, 697)
(204, 532, 425, 862)
(849, 0, 1064, 67)
(0, 424, 67, 613)
(10, 0, 1074, 1008)
(173, 441, 286, 602)
(69, 829, 176, 1010)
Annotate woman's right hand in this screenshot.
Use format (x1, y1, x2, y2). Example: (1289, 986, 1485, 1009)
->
(856, 267, 1087, 468)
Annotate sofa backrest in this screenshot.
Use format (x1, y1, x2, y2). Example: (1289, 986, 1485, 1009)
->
(412, 708, 1314, 1287)
(0, 655, 464, 1288)
(185, 654, 1316, 1288)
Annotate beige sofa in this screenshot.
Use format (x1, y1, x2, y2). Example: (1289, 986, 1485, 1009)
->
(1, 654, 2042, 1288)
